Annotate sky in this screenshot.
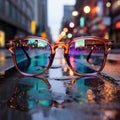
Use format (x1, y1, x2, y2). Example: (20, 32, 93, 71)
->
(48, 0, 75, 41)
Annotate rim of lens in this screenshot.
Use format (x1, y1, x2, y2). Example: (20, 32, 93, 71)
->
(68, 38, 106, 76)
(14, 37, 53, 76)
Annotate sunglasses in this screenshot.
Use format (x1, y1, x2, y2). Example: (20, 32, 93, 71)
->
(6, 36, 112, 77)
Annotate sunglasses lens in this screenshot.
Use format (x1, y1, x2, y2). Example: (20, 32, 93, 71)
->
(15, 39, 51, 75)
(68, 39, 105, 74)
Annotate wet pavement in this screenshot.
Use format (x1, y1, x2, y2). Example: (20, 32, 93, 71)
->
(0, 71, 120, 120)
(103, 60, 120, 81)
(0, 49, 14, 74)
(0, 48, 120, 120)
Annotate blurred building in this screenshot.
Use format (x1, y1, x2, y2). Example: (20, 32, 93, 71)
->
(112, 0, 120, 48)
(0, 0, 51, 47)
(60, 5, 75, 41)
(61, 5, 74, 28)
(0, 0, 34, 47)
(74, 0, 120, 48)
(35, 0, 51, 39)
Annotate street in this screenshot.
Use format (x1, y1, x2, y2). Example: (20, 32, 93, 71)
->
(0, 48, 120, 120)
(0, 68, 120, 120)
(0, 0, 120, 120)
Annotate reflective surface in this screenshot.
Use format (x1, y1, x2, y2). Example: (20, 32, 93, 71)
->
(0, 73, 120, 120)
(0, 45, 120, 120)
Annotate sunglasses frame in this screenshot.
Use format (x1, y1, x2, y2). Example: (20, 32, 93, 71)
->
(6, 36, 112, 77)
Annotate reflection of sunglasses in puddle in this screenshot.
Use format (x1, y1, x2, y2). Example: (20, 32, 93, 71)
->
(65, 75, 120, 104)
(7, 77, 51, 111)
(7, 76, 120, 111)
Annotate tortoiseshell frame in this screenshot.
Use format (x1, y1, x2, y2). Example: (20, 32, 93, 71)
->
(6, 36, 112, 77)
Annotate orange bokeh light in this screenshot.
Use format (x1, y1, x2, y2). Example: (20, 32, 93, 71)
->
(115, 21, 120, 29)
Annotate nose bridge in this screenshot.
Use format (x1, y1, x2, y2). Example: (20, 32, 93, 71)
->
(52, 42, 68, 54)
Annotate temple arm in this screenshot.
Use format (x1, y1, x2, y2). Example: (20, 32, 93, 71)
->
(6, 42, 31, 64)
(86, 46, 94, 62)
(21, 46, 31, 62)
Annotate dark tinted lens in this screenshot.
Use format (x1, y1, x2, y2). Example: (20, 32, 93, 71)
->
(15, 39, 51, 75)
(68, 39, 105, 74)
